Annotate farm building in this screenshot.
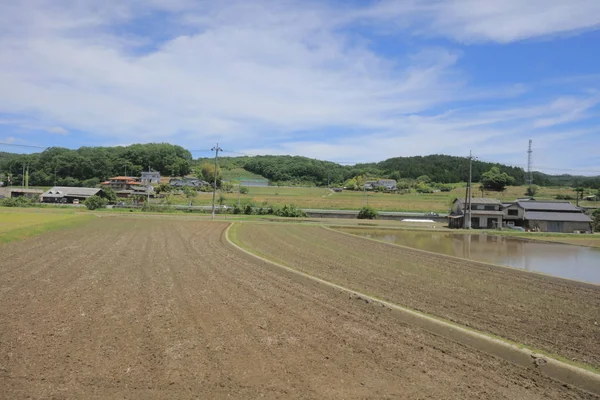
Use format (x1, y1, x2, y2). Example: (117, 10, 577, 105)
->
(503, 200, 592, 233)
(0, 188, 43, 199)
(170, 177, 208, 188)
(449, 198, 504, 229)
(41, 187, 103, 204)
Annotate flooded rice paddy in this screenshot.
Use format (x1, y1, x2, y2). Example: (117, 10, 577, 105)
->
(343, 229, 600, 284)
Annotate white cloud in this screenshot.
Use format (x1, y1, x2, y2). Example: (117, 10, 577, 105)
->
(0, 0, 598, 174)
(0, 0, 474, 145)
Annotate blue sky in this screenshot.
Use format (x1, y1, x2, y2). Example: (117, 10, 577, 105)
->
(1, 0, 599, 174)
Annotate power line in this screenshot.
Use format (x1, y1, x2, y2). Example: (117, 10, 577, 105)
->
(0, 141, 49, 149)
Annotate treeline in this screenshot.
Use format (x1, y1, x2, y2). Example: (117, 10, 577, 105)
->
(2, 144, 599, 189)
(532, 172, 600, 189)
(0, 143, 192, 187)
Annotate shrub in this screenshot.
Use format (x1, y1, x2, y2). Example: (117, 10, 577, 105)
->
(239, 186, 249, 194)
(357, 206, 379, 219)
(84, 195, 107, 210)
(525, 185, 538, 197)
(555, 194, 574, 200)
(244, 204, 254, 215)
(233, 204, 242, 214)
(0, 196, 39, 207)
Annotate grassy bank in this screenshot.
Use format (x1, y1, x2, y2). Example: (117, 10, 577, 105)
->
(0, 208, 94, 244)
(165, 184, 600, 213)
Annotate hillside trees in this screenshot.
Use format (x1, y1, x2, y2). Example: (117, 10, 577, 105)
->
(0, 143, 192, 187)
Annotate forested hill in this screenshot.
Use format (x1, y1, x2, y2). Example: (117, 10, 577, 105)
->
(0, 143, 192, 187)
(198, 154, 528, 186)
(369, 154, 526, 184)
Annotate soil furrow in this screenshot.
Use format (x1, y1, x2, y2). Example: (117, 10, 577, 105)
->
(0, 217, 597, 399)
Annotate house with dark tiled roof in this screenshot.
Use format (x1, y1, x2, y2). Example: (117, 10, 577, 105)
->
(504, 200, 592, 233)
(449, 197, 504, 229)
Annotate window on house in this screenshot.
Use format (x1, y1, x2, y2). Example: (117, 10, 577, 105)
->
(484, 205, 496, 211)
(508, 209, 518, 216)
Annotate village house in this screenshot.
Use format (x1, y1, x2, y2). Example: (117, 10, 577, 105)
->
(100, 176, 144, 198)
(503, 200, 592, 233)
(141, 171, 161, 184)
(449, 198, 504, 229)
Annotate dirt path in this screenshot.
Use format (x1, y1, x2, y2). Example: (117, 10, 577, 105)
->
(0, 217, 596, 399)
(233, 223, 600, 369)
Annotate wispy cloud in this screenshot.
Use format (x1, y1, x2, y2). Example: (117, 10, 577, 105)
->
(357, 0, 600, 43)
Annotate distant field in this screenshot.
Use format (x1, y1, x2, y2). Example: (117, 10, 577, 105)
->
(170, 184, 600, 212)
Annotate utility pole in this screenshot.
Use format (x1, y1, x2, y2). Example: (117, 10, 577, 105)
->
(146, 164, 151, 203)
(238, 183, 241, 207)
(363, 176, 367, 206)
(22, 163, 25, 188)
(211, 143, 222, 220)
(464, 151, 473, 229)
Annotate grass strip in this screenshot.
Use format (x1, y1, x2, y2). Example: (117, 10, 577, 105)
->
(0, 214, 95, 245)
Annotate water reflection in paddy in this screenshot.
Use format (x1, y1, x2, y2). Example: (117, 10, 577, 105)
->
(343, 229, 600, 284)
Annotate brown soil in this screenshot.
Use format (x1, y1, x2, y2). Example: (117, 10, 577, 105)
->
(0, 217, 596, 399)
(233, 224, 600, 369)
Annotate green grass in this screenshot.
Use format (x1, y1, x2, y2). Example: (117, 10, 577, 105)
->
(0, 208, 94, 244)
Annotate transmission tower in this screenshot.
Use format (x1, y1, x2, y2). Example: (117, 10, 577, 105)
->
(527, 139, 533, 187)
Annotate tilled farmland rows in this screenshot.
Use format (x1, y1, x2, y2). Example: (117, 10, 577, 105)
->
(0, 217, 595, 399)
(233, 224, 600, 369)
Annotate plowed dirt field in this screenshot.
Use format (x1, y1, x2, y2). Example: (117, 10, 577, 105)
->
(232, 224, 600, 369)
(0, 217, 596, 399)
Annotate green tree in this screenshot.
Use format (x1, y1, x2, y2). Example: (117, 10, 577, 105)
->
(481, 167, 515, 191)
(103, 187, 117, 204)
(84, 195, 107, 210)
(589, 209, 600, 232)
(416, 175, 431, 184)
(239, 186, 249, 194)
(222, 181, 234, 193)
(154, 183, 172, 195)
(198, 162, 221, 183)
